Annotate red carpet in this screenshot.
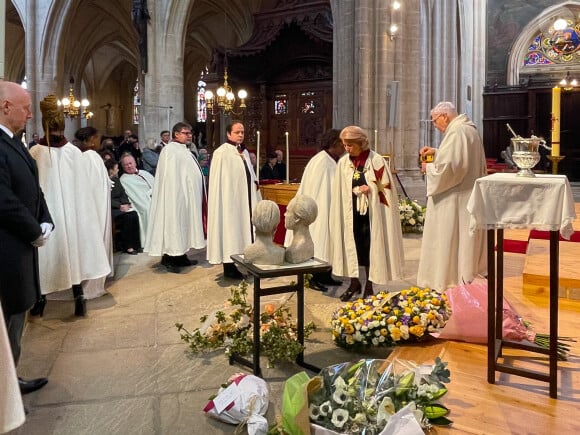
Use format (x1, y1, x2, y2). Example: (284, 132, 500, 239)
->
(502, 229, 580, 254)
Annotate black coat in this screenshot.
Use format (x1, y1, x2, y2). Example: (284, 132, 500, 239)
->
(0, 129, 53, 315)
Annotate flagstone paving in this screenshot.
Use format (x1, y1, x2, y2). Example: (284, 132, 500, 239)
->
(13, 235, 422, 435)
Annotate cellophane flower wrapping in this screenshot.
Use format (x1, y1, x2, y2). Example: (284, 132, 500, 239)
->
(432, 277, 534, 343)
(203, 373, 269, 435)
(307, 358, 450, 435)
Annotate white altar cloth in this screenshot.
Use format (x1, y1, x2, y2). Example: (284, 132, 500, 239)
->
(466, 173, 576, 238)
(0, 303, 25, 433)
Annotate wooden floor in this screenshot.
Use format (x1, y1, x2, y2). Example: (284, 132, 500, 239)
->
(387, 245, 580, 434)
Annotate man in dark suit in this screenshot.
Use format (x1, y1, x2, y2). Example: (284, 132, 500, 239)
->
(0, 81, 53, 395)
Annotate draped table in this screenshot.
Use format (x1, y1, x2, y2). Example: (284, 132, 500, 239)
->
(466, 173, 576, 398)
(0, 303, 25, 433)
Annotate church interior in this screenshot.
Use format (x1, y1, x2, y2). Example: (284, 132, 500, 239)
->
(2, 0, 580, 434)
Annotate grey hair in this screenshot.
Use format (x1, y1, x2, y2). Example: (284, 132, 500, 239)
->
(430, 101, 458, 117)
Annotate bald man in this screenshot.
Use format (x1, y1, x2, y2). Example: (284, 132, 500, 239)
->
(0, 81, 52, 395)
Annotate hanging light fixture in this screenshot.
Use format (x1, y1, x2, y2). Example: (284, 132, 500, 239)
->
(559, 71, 578, 91)
(204, 52, 247, 116)
(58, 77, 93, 119)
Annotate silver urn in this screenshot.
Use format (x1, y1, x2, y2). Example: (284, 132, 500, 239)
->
(511, 137, 541, 177)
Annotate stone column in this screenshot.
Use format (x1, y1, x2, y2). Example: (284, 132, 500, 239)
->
(139, 0, 191, 143)
(0, 0, 5, 79)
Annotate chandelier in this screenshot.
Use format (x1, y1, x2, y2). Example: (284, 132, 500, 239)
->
(204, 53, 247, 116)
(58, 77, 93, 119)
(559, 71, 578, 91)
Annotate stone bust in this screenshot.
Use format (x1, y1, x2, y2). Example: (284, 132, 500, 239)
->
(284, 194, 318, 264)
(243, 200, 285, 265)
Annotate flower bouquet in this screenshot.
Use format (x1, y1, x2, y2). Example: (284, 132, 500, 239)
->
(204, 372, 269, 435)
(331, 288, 451, 349)
(176, 281, 316, 367)
(398, 197, 426, 234)
(307, 358, 452, 434)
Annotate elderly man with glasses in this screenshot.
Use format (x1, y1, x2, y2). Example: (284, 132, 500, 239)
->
(417, 101, 487, 292)
(144, 122, 206, 273)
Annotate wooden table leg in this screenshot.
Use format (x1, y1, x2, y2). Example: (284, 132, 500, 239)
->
(549, 230, 559, 398)
(487, 228, 496, 384)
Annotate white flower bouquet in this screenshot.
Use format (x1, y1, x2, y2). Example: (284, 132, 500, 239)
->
(307, 358, 452, 434)
(398, 197, 426, 233)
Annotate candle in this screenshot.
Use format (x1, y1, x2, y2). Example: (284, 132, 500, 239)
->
(256, 130, 260, 181)
(551, 87, 561, 157)
(374, 129, 378, 153)
(285, 132, 289, 183)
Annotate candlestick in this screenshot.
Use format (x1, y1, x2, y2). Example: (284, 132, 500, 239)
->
(551, 87, 561, 157)
(256, 131, 260, 181)
(374, 129, 378, 153)
(285, 132, 289, 184)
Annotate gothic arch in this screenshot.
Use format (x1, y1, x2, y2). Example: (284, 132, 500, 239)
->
(507, 1, 580, 85)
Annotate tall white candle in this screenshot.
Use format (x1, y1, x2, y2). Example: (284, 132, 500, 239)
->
(285, 131, 289, 184)
(374, 129, 378, 153)
(256, 130, 260, 181)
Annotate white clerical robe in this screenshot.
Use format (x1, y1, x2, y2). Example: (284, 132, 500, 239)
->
(120, 170, 154, 247)
(284, 150, 336, 261)
(207, 142, 259, 264)
(417, 114, 487, 291)
(30, 144, 111, 298)
(81, 150, 114, 299)
(0, 302, 24, 433)
(145, 141, 206, 256)
(329, 151, 404, 285)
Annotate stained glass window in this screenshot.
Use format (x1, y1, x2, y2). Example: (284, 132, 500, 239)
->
(133, 78, 140, 125)
(524, 21, 580, 66)
(274, 94, 288, 115)
(299, 91, 316, 114)
(197, 79, 207, 122)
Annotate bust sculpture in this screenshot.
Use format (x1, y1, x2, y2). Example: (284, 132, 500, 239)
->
(284, 194, 318, 264)
(243, 200, 285, 265)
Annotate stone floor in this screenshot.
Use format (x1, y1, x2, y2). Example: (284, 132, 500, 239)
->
(12, 236, 423, 435)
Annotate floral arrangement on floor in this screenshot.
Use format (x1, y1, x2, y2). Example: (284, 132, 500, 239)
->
(307, 358, 452, 434)
(331, 287, 451, 349)
(175, 281, 316, 367)
(398, 197, 426, 233)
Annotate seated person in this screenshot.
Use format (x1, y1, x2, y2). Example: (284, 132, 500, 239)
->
(142, 138, 161, 175)
(243, 200, 285, 265)
(260, 152, 280, 180)
(284, 195, 318, 263)
(105, 159, 141, 254)
(119, 152, 154, 248)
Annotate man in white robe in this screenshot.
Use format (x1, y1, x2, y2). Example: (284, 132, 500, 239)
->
(145, 122, 206, 273)
(207, 121, 260, 279)
(119, 153, 154, 247)
(284, 129, 344, 290)
(417, 101, 487, 291)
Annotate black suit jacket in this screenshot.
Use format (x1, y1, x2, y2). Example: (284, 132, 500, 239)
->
(0, 129, 53, 315)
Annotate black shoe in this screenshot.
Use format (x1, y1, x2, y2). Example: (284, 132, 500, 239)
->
(30, 295, 47, 317)
(314, 272, 343, 286)
(223, 263, 244, 279)
(74, 296, 87, 317)
(309, 279, 328, 292)
(175, 255, 198, 267)
(340, 280, 362, 302)
(19, 377, 48, 394)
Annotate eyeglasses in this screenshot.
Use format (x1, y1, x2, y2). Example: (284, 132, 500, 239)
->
(431, 114, 445, 123)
